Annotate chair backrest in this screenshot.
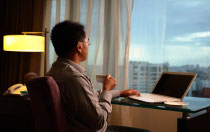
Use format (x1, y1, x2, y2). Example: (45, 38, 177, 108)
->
(25, 73, 68, 132)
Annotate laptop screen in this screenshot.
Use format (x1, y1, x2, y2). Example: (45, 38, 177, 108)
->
(152, 73, 196, 98)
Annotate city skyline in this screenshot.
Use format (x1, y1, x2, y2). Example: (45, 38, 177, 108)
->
(128, 60, 210, 97)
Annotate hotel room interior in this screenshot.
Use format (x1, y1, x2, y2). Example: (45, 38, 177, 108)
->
(0, 0, 210, 132)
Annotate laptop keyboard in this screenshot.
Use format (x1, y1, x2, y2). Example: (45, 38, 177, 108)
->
(129, 94, 180, 103)
(141, 94, 179, 102)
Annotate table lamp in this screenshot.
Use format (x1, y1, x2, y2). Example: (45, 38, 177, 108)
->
(3, 28, 48, 74)
(3, 29, 48, 96)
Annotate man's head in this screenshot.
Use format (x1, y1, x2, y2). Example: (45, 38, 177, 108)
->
(51, 20, 89, 60)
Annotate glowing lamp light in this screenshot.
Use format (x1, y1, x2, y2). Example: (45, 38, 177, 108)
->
(3, 35, 45, 52)
(3, 28, 48, 74)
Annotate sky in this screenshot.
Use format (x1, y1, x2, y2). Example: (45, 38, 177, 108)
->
(129, 0, 210, 67)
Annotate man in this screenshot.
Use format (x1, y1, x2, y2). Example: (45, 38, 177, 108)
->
(47, 20, 141, 132)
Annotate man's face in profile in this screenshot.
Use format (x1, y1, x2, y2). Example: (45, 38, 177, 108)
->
(80, 35, 89, 61)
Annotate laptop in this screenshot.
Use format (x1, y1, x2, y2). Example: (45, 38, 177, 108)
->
(129, 72, 197, 103)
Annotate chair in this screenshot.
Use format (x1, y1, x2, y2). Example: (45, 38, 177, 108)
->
(24, 72, 68, 132)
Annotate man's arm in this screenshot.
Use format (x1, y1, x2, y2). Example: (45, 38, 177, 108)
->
(120, 89, 141, 97)
(77, 83, 112, 131)
(94, 89, 120, 99)
(64, 75, 116, 131)
(94, 75, 140, 98)
(74, 75, 140, 130)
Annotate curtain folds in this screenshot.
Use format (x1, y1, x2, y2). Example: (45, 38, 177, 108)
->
(0, 0, 34, 93)
(45, 0, 133, 90)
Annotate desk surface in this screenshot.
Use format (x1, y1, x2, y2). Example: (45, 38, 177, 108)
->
(112, 97, 210, 113)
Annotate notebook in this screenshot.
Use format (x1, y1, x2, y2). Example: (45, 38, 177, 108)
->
(129, 72, 197, 104)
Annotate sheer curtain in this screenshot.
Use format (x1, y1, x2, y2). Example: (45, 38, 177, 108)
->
(129, 0, 167, 93)
(130, 0, 167, 63)
(44, 0, 133, 90)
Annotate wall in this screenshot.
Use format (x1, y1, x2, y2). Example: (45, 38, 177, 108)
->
(109, 105, 182, 132)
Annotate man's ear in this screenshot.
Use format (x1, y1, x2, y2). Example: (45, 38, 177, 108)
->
(77, 42, 83, 53)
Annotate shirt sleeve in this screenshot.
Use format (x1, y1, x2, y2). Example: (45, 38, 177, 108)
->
(110, 90, 120, 98)
(94, 89, 120, 99)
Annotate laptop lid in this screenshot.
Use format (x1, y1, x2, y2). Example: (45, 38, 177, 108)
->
(151, 72, 197, 101)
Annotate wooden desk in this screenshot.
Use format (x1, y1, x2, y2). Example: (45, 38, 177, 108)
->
(112, 97, 210, 132)
(0, 95, 35, 132)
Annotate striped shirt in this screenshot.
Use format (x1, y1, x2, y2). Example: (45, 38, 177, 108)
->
(47, 57, 120, 132)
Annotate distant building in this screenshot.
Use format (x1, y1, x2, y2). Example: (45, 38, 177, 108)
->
(129, 61, 168, 93)
(186, 82, 197, 96)
(200, 80, 210, 88)
(203, 87, 210, 98)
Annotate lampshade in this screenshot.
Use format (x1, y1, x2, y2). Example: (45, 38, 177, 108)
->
(3, 35, 45, 52)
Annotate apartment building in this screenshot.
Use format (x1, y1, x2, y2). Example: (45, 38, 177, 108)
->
(129, 61, 169, 93)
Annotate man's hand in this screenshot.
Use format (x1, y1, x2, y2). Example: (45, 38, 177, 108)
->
(103, 75, 117, 91)
(120, 89, 140, 97)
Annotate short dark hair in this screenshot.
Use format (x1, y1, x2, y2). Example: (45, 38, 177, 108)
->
(51, 20, 86, 58)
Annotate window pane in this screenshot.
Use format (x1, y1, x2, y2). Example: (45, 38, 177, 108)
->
(129, 0, 210, 98)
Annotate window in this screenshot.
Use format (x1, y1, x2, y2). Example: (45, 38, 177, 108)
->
(134, 73, 138, 76)
(129, 0, 210, 98)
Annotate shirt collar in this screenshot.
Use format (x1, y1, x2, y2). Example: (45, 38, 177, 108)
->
(57, 57, 86, 74)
